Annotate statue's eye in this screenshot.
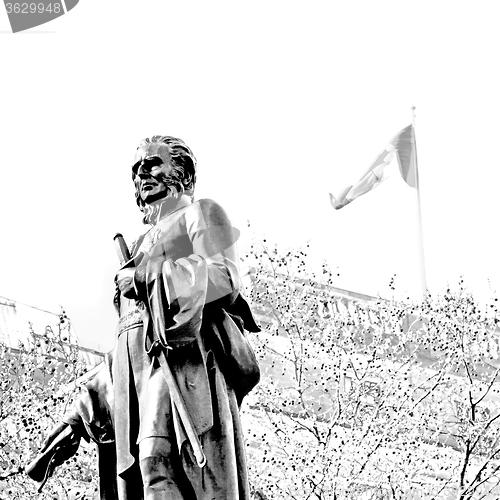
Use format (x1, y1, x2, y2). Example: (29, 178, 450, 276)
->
(145, 157, 164, 168)
(132, 156, 164, 176)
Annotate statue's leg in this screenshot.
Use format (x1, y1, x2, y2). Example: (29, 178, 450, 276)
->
(182, 363, 251, 499)
(139, 436, 194, 500)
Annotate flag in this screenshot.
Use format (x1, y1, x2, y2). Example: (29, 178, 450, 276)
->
(329, 124, 417, 210)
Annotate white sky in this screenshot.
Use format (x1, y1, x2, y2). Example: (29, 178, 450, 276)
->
(1, 1, 500, 350)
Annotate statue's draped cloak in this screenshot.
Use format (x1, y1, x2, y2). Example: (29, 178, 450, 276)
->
(67, 199, 260, 499)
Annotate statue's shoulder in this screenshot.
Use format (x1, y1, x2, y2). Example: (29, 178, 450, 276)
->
(191, 197, 226, 212)
(188, 198, 231, 226)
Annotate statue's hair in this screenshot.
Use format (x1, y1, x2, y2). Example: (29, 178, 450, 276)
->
(133, 136, 197, 221)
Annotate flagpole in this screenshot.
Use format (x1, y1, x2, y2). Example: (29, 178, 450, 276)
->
(412, 106, 428, 301)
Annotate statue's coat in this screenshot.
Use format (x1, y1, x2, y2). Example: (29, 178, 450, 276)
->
(67, 198, 259, 499)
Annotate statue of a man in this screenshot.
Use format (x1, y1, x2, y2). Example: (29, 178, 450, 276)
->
(28, 136, 260, 499)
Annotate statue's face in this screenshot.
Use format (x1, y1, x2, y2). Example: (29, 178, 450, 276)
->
(132, 143, 174, 204)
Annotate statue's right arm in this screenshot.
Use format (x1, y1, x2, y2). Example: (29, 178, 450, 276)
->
(27, 353, 115, 484)
(69, 354, 115, 445)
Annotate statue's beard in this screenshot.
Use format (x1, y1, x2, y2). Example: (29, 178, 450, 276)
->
(136, 171, 186, 225)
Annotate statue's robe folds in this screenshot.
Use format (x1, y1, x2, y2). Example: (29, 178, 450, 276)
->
(66, 199, 260, 499)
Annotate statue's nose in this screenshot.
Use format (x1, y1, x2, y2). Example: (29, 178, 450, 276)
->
(136, 163, 151, 178)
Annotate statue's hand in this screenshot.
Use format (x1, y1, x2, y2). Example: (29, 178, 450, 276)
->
(40, 422, 81, 466)
(26, 423, 81, 485)
(115, 267, 137, 299)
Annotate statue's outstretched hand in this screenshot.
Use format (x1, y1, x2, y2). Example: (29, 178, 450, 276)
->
(40, 422, 81, 465)
(26, 422, 81, 488)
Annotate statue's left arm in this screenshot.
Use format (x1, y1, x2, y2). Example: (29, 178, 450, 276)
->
(185, 198, 242, 307)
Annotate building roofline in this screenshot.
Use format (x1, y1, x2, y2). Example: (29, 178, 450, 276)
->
(249, 268, 384, 304)
(0, 295, 62, 317)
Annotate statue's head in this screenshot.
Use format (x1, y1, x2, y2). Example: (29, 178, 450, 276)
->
(132, 136, 197, 222)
